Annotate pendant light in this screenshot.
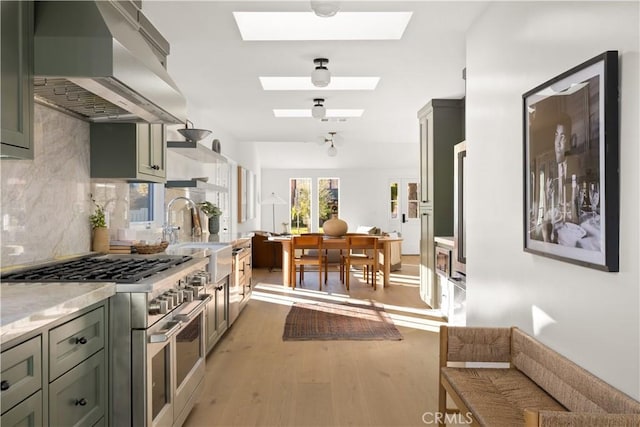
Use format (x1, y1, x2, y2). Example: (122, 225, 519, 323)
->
(312, 98, 326, 119)
(311, 58, 331, 88)
(310, 1, 340, 18)
(327, 141, 337, 157)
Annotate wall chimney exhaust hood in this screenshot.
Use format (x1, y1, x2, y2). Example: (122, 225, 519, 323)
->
(34, 1, 187, 124)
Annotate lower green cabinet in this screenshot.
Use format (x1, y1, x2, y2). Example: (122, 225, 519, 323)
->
(49, 350, 105, 427)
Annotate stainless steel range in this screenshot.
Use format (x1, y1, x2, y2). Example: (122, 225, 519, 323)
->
(2, 254, 211, 427)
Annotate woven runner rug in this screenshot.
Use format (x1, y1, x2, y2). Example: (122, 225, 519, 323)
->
(282, 301, 403, 341)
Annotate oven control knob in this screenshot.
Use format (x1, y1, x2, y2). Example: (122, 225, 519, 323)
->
(158, 296, 173, 310)
(190, 274, 208, 286)
(189, 286, 201, 299)
(183, 288, 195, 302)
(165, 291, 179, 306)
(149, 299, 168, 315)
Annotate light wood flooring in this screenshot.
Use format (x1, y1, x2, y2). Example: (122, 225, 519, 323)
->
(184, 256, 449, 427)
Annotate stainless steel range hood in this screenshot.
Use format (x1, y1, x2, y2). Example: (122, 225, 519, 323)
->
(34, 1, 187, 124)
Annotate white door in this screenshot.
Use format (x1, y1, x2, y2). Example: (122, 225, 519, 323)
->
(388, 178, 421, 254)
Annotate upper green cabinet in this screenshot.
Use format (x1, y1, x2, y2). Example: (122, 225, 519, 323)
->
(90, 123, 166, 183)
(1, 1, 34, 159)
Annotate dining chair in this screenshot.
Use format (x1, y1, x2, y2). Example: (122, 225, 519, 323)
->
(342, 235, 379, 291)
(291, 235, 326, 290)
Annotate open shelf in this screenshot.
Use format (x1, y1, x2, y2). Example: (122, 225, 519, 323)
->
(165, 179, 228, 193)
(167, 141, 227, 164)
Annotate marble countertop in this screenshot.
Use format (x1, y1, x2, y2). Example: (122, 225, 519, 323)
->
(168, 232, 253, 247)
(0, 282, 116, 347)
(434, 236, 455, 247)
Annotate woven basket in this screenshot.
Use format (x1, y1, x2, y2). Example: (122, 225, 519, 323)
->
(133, 241, 169, 254)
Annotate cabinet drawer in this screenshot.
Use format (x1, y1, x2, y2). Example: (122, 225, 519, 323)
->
(49, 350, 106, 427)
(0, 390, 42, 427)
(49, 307, 105, 381)
(0, 336, 42, 414)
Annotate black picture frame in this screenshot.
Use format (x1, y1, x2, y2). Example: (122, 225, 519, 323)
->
(522, 51, 619, 272)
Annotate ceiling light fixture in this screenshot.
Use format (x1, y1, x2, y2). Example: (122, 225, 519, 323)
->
(310, 1, 340, 18)
(311, 98, 326, 119)
(311, 58, 331, 87)
(327, 141, 337, 157)
(259, 76, 380, 91)
(273, 108, 363, 118)
(320, 131, 340, 156)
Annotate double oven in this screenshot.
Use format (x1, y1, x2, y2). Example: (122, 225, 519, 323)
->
(2, 254, 212, 427)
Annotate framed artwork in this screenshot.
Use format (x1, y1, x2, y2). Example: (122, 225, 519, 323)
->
(522, 51, 619, 271)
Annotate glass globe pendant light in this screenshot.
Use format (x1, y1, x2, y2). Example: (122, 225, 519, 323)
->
(311, 98, 326, 119)
(311, 58, 331, 87)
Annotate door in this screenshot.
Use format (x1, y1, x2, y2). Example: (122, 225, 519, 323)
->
(389, 178, 421, 254)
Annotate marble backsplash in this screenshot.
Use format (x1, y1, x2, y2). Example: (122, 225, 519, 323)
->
(1, 104, 224, 268)
(0, 105, 132, 268)
(1, 104, 92, 267)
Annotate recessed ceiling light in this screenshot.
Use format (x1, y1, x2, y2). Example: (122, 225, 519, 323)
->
(233, 12, 412, 41)
(259, 77, 380, 91)
(273, 109, 364, 118)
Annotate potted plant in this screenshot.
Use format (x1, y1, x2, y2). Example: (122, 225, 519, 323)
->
(198, 201, 222, 235)
(89, 195, 109, 253)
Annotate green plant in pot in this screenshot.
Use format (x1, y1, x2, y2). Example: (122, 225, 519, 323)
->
(198, 201, 222, 235)
(89, 196, 109, 253)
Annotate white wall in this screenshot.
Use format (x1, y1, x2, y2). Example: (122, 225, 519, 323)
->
(465, 2, 639, 398)
(166, 114, 262, 235)
(261, 167, 419, 235)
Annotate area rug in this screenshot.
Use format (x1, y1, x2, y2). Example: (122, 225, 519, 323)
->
(282, 301, 403, 341)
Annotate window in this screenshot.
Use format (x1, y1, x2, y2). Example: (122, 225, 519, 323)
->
(389, 180, 419, 219)
(390, 182, 398, 219)
(129, 183, 154, 222)
(289, 178, 311, 234)
(318, 178, 339, 231)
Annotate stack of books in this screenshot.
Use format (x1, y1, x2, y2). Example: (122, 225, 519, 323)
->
(109, 240, 135, 254)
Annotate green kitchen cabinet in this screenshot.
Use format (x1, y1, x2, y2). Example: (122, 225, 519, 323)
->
(1, 0, 34, 159)
(90, 122, 166, 183)
(417, 98, 464, 309)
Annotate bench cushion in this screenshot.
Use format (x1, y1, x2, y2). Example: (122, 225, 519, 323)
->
(441, 367, 566, 426)
(511, 328, 640, 414)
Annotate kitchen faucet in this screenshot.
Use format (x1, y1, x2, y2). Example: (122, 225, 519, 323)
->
(163, 196, 200, 243)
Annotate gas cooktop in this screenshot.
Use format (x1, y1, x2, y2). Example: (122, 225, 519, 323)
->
(1, 255, 193, 284)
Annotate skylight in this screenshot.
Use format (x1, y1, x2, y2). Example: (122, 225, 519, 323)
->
(273, 109, 364, 118)
(260, 77, 380, 91)
(233, 12, 412, 41)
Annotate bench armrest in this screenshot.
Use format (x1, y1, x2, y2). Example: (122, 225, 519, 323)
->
(525, 409, 640, 427)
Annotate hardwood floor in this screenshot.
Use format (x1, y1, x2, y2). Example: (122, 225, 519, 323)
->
(184, 256, 448, 427)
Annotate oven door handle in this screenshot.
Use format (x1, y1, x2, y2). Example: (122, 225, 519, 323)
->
(148, 320, 182, 343)
(174, 295, 212, 323)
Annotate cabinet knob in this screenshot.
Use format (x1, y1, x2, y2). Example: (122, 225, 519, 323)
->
(0, 380, 9, 391)
(216, 285, 224, 291)
(151, 164, 160, 170)
(75, 398, 87, 406)
(75, 337, 88, 345)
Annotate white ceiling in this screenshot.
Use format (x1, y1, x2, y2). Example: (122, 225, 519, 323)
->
(143, 1, 488, 169)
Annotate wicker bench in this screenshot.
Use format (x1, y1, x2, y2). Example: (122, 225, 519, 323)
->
(438, 326, 640, 426)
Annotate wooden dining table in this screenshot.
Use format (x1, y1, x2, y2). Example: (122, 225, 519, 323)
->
(270, 235, 403, 288)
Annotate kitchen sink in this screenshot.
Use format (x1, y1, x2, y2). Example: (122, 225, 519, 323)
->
(168, 242, 232, 282)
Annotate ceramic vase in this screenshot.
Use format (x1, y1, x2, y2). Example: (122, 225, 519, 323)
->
(92, 227, 109, 253)
(208, 216, 220, 235)
(323, 215, 348, 237)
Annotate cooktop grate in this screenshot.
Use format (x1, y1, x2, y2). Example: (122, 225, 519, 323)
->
(1, 256, 193, 284)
